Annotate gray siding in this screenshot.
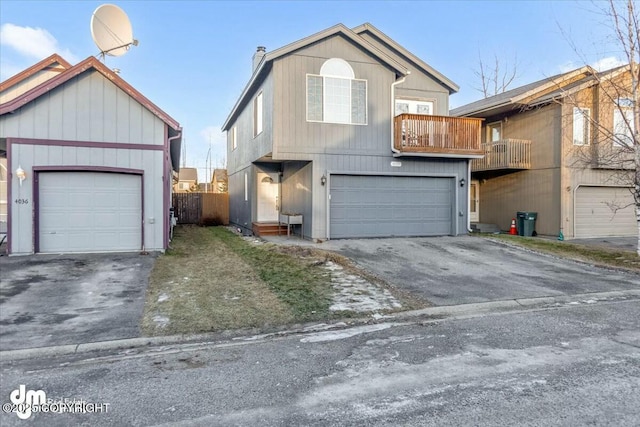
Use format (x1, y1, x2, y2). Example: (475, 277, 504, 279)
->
(227, 73, 274, 174)
(1, 69, 169, 254)
(226, 32, 468, 240)
(0, 67, 64, 104)
(273, 36, 396, 158)
(8, 143, 165, 254)
(474, 104, 563, 235)
(228, 165, 254, 232)
(358, 32, 450, 114)
(281, 161, 313, 237)
(0, 71, 165, 144)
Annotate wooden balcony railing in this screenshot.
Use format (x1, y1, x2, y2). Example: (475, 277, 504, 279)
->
(393, 114, 483, 156)
(471, 139, 531, 172)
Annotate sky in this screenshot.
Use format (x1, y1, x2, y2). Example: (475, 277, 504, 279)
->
(0, 0, 629, 182)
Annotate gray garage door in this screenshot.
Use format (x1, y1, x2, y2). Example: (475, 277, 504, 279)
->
(330, 175, 454, 238)
(38, 172, 142, 253)
(575, 186, 635, 238)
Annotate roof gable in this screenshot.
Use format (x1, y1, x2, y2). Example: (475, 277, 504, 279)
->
(178, 167, 198, 181)
(222, 23, 410, 130)
(0, 53, 71, 94)
(351, 23, 459, 94)
(0, 55, 181, 131)
(450, 65, 632, 117)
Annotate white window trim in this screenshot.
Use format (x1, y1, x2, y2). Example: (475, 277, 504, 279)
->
(306, 73, 368, 125)
(232, 127, 237, 150)
(254, 92, 263, 137)
(244, 173, 248, 201)
(613, 100, 634, 148)
(487, 121, 502, 142)
(394, 97, 436, 116)
(573, 107, 590, 146)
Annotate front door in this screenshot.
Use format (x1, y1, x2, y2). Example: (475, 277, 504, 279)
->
(257, 172, 279, 222)
(470, 180, 479, 223)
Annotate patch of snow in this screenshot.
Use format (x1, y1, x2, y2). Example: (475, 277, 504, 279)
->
(303, 322, 348, 332)
(324, 261, 401, 313)
(157, 293, 169, 303)
(300, 323, 396, 343)
(153, 315, 170, 328)
(372, 313, 394, 320)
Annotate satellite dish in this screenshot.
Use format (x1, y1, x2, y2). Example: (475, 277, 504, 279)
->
(91, 4, 137, 57)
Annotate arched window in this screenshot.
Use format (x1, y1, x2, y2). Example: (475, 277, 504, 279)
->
(307, 58, 367, 125)
(320, 58, 354, 79)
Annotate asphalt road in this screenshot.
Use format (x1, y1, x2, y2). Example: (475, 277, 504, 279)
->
(1, 295, 639, 426)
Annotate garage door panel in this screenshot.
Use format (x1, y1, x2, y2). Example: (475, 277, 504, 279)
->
(330, 175, 454, 238)
(575, 186, 635, 238)
(39, 172, 142, 253)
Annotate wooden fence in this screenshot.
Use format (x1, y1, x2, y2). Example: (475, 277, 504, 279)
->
(172, 192, 229, 225)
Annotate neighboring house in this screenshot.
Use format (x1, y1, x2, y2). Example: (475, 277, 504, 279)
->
(211, 168, 228, 193)
(0, 54, 182, 255)
(222, 23, 481, 240)
(174, 167, 198, 192)
(451, 65, 635, 238)
(198, 182, 213, 192)
(0, 157, 7, 240)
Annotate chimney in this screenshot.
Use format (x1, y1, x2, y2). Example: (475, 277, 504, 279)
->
(252, 46, 266, 72)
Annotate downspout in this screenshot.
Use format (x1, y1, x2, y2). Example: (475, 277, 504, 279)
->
(467, 159, 472, 233)
(391, 75, 408, 154)
(165, 130, 182, 250)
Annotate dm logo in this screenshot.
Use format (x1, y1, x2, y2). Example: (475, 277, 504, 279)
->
(10, 385, 46, 420)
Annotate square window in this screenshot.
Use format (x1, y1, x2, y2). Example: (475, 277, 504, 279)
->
(306, 74, 367, 125)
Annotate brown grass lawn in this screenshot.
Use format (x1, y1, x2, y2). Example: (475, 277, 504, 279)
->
(142, 226, 336, 336)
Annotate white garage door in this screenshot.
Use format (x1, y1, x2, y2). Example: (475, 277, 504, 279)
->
(575, 186, 635, 238)
(330, 175, 454, 238)
(39, 172, 142, 253)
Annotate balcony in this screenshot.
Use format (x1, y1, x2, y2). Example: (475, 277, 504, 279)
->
(471, 139, 531, 172)
(393, 114, 483, 157)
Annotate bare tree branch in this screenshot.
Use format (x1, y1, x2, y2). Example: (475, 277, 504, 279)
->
(473, 51, 520, 98)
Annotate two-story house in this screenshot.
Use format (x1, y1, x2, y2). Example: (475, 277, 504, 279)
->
(223, 23, 482, 240)
(452, 65, 635, 238)
(174, 167, 198, 193)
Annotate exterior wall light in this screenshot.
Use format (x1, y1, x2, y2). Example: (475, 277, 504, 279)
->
(16, 165, 26, 186)
(321, 174, 327, 186)
(459, 178, 465, 187)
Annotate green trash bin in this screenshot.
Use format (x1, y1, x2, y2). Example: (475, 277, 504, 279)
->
(516, 212, 526, 236)
(518, 211, 537, 237)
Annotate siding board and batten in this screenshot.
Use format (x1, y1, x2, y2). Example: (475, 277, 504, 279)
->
(1, 56, 182, 255)
(459, 65, 636, 239)
(225, 23, 474, 240)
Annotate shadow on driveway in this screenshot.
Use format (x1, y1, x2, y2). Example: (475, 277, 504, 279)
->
(0, 253, 156, 351)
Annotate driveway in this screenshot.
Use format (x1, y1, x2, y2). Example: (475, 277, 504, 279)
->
(0, 253, 155, 351)
(323, 236, 640, 306)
